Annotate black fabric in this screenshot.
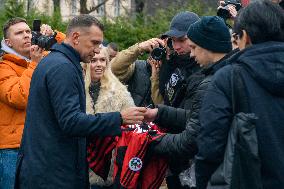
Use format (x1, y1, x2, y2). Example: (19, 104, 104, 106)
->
(153, 58, 229, 156)
(113, 147, 127, 189)
(158, 54, 179, 97)
(127, 60, 152, 106)
(196, 42, 284, 189)
(15, 43, 122, 189)
(208, 66, 261, 189)
(187, 16, 232, 53)
(163, 55, 200, 107)
(89, 81, 101, 111)
(152, 50, 237, 188)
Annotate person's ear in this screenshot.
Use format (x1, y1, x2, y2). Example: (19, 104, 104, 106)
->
(4, 39, 12, 47)
(242, 30, 252, 47)
(71, 31, 80, 45)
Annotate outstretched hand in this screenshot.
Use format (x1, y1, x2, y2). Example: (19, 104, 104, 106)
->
(143, 108, 158, 122)
(120, 107, 147, 125)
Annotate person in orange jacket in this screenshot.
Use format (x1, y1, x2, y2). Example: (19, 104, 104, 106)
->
(0, 17, 63, 189)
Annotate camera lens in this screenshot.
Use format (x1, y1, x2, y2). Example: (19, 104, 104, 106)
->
(151, 47, 166, 61)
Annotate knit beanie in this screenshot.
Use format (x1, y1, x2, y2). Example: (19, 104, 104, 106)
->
(187, 16, 232, 53)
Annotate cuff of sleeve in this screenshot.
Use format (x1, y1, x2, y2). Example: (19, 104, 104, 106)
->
(136, 43, 145, 56)
(119, 112, 123, 125)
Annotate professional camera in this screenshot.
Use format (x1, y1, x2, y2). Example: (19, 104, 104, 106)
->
(151, 45, 166, 61)
(150, 38, 173, 61)
(31, 19, 57, 50)
(217, 0, 242, 20)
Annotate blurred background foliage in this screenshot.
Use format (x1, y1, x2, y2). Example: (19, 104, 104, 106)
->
(0, 0, 215, 50)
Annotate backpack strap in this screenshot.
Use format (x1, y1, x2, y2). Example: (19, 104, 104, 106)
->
(231, 65, 250, 114)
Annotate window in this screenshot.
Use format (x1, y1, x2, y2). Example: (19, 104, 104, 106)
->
(114, 0, 120, 16)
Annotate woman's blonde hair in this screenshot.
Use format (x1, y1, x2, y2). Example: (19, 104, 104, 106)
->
(85, 46, 133, 114)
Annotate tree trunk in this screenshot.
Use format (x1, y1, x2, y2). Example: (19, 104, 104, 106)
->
(80, 0, 88, 14)
(53, 0, 60, 12)
(135, 0, 144, 13)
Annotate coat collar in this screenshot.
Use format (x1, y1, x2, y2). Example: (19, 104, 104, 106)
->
(202, 48, 239, 76)
(50, 43, 82, 72)
(1, 40, 30, 62)
(2, 53, 29, 68)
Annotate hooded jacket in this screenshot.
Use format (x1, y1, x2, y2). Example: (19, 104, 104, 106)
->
(0, 41, 37, 149)
(0, 31, 65, 149)
(196, 41, 284, 189)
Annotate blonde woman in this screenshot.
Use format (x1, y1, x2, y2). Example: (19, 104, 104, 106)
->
(85, 47, 135, 189)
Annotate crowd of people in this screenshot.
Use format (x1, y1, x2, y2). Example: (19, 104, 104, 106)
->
(0, 0, 283, 189)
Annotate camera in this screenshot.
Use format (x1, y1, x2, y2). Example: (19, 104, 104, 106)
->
(150, 38, 173, 61)
(217, 0, 242, 20)
(31, 19, 57, 50)
(151, 45, 166, 61)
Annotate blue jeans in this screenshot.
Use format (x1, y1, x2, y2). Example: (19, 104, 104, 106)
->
(0, 149, 18, 189)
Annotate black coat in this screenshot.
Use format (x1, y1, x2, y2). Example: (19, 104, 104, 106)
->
(196, 42, 284, 189)
(127, 60, 152, 106)
(153, 53, 234, 159)
(15, 43, 122, 189)
(161, 55, 201, 107)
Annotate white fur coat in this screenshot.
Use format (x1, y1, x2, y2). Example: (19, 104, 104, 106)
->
(85, 61, 135, 186)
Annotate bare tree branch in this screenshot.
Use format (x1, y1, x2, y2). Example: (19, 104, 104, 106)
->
(80, 0, 110, 14)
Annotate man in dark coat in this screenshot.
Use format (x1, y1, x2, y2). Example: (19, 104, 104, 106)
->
(196, 2, 284, 189)
(145, 16, 234, 188)
(15, 15, 146, 189)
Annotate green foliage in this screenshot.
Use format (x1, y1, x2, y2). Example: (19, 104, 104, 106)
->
(0, 0, 215, 50)
(0, 0, 67, 39)
(103, 0, 215, 50)
(3, 0, 25, 18)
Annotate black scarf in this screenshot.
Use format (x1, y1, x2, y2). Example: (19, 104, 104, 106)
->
(89, 81, 101, 112)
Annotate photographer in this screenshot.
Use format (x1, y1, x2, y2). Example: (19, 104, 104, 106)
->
(148, 11, 202, 189)
(152, 12, 201, 108)
(0, 17, 44, 189)
(111, 37, 164, 106)
(0, 17, 65, 189)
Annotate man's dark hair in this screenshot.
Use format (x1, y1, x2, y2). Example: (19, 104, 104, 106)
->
(3, 17, 27, 39)
(66, 14, 104, 35)
(107, 42, 119, 51)
(234, 0, 284, 44)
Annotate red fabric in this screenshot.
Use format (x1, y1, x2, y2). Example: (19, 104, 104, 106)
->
(241, 0, 250, 6)
(87, 136, 118, 180)
(87, 123, 168, 188)
(114, 125, 168, 189)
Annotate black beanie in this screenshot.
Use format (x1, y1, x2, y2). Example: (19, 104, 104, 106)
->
(187, 16, 232, 53)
